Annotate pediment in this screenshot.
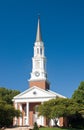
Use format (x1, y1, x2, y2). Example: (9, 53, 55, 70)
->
(13, 86, 57, 99)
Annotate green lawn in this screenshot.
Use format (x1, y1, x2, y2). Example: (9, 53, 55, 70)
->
(39, 127, 83, 130)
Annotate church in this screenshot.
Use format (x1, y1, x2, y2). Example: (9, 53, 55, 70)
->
(13, 18, 65, 127)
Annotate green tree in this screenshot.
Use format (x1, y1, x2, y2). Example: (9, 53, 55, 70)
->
(39, 98, 80, 118)
(71, 81, 84, 128)
(39, 101, 52, 119)
(0, 100, 21, 128)
(0, 87, 20, 127)
(39, 101, 52, 126)
(0, 87, 20, 104)
(72, 81, 84, 104)
(38, 98, 83, 127)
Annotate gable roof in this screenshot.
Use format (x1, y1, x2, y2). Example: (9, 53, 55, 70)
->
(13, 86, 65, 102)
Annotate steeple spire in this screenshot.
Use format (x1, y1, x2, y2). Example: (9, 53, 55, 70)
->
(29, 17, 50, 90)
(36, 17, 42, 42)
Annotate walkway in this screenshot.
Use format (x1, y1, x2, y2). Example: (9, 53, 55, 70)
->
(5, 127, 33, 130)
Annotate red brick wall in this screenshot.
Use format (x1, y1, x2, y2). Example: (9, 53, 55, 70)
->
(29, 80, 50, 90)
(29, 111, 33, 126)
(59, 117, 68, 127)
(29, 102, 41, 126)
(63, 117, 68, 127)
(44, 118, 49, 127)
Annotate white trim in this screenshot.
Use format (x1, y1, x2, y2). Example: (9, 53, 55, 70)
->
(48, 90, 66, 98)
(13, 86, 66, 101)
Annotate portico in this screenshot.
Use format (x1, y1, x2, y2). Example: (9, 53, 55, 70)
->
(13, 86, 65, 127)
(14, 102, 41, 126)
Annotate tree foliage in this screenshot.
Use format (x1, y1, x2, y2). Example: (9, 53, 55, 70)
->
(0, 87, 21, 127)
(38, 97, 84, 128)
(38, 81, 84, 128)
(39, 101, 52, 119)
(39, 98, 82, 119)
(0, 87, 20, 104)
(0, 100, 21, 127)
(72, 81, 84, 104)
(33, 122, 39, 130)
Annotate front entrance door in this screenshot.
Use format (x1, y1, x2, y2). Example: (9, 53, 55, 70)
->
(24, 117, 28, 126)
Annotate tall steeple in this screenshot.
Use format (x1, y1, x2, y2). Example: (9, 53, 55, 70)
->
(29, 18, 50, 90)
(36, 18, 42, 42)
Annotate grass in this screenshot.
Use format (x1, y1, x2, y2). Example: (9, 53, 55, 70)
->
(39, 127, 83, 130)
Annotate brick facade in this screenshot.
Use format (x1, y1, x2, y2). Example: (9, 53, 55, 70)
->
(29, 102, 41, 126)
(59, 117, 68, 127)
(29, 80, 50, 90)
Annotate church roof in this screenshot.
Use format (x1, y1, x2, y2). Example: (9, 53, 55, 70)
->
(36, 18, 42, 42)
(13, 86, 66, 103)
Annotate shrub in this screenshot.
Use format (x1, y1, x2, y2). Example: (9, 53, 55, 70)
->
(33, 122, 39, 130)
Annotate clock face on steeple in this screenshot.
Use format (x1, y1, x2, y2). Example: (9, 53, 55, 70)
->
(35, 71, 40, 77)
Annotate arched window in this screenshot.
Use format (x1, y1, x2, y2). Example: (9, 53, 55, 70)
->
(40, 48, 42, 55)
(37, 48, 39, 54)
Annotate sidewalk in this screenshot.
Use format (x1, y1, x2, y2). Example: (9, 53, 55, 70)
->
(5, 127, 33, 130)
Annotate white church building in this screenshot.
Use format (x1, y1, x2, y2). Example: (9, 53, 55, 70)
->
(13, 18, 66, 127)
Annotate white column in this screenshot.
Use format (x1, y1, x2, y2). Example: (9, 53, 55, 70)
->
(13, 102, 18, 126)
(41, 102, 44, 126)
(26, 102, 29, 125)
(19, 103, 22, 126)
(15, 102, 18, 109)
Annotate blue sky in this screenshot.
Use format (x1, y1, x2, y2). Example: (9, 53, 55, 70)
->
(0, 0, 84, 98)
